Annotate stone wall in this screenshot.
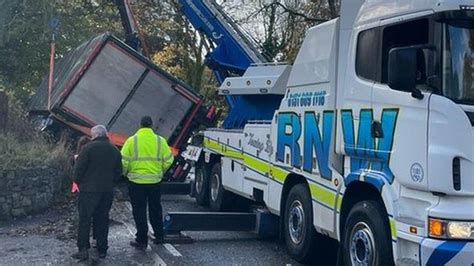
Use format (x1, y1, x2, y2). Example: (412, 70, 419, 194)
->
(0, 166, 66, 220)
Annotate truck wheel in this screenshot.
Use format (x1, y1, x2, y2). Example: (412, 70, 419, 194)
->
(342, 200, 394, 266)
(194, 162, 209, 206)
(284, 183, 317, 263)
(209, 163, 233, 211)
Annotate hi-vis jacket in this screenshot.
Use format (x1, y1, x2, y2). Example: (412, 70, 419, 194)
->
(121, 128, 174, 184)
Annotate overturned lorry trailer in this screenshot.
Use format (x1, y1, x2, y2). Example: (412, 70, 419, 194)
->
(28, 33, 217, 182)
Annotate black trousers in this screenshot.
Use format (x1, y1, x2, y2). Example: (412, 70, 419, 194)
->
(75, 194, 97, 240)
(128, 182, 163, 245)
(77, 192, 114, 252)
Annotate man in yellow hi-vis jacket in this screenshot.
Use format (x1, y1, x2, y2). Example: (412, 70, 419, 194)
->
(121, 116, 174, 249)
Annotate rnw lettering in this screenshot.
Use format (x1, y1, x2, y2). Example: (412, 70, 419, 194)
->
(275, 109, 398, 188)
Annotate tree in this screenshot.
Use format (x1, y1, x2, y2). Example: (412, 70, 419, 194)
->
(131, 0, 217, 95)
(0, 0, 122, 104)
(221, 0, 340, 62)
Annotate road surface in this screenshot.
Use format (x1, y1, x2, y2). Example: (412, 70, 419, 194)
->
(0, 192, 325, 265)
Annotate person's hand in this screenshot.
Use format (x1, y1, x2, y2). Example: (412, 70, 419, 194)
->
(71, 181, 79, 193)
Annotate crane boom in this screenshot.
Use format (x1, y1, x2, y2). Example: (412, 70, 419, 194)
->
(180, 0, 267, 70)
(179, 0, 284, 129)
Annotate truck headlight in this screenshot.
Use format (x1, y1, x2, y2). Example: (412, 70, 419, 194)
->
(429, 217, 474, 240)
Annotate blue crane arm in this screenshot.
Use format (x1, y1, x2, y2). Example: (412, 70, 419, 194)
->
(179, 0, 270, 109)
(179, 0, 266, 74)
(178, 0, 282, 129)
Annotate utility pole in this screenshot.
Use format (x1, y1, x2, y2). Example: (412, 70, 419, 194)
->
(47, 17, 60, 111)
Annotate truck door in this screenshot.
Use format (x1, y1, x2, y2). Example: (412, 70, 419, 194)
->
(369, 17, 435, 190)
(338, 16, 436, 190)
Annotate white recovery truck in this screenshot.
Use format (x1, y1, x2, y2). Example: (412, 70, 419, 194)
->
(187, 0, 474, 264)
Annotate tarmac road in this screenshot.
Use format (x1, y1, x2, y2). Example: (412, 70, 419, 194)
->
(0, 192, 323, 266)
(156, 194, 303, 266)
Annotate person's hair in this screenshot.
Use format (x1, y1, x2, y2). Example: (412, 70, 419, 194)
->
(90, 125, 108, 139)
(140, 116, 153, 128)
(76, 136, 90, 154)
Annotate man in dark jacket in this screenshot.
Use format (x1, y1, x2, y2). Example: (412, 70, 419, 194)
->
(72, 125, 122, 261)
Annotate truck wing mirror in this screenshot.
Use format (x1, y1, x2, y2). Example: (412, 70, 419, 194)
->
(388, 45, 437, 100)
(388, 47, 418, 95)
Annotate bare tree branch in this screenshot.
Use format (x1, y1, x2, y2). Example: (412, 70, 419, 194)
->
(264, 1, 328, 23)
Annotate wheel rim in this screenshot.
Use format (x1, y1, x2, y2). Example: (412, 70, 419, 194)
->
(195, 168, 203, 194)
(349, 222, 376, 266)
(288, 200, 305, 245)
(210, 172, 220, 202)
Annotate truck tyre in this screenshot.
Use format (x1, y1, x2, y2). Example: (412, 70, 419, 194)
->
(209, 163, 233, 211)
(342, 200, 394, 266)
(194, 161, 209, 206)
(284, 183, 317, 263)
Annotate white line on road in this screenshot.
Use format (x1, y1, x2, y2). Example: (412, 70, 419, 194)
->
(119, 206, 167, 266)
(124, 201, 182, 257)
(163, 243, 182, 257)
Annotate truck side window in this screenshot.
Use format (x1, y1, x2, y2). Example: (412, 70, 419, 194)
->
(356, 28, 380, 82)
(381, 19, 429, 83)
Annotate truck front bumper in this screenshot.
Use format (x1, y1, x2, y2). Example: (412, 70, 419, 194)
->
(420, 238, 474, 265)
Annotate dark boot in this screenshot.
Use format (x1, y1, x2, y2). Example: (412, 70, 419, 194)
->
(130, 240, 147, 250)
(71, 249, 89, 261)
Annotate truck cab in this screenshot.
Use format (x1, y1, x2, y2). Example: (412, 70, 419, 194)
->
(194, 0, 474, 264)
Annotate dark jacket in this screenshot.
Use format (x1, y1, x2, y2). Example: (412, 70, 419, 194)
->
(73, 136, 122, 192)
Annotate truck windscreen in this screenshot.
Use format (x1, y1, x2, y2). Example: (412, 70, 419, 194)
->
(443, 19, 474, 104)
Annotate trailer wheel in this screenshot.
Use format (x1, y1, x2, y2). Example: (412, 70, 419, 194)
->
(341, 200, 394, 266)
(194, 161, 209, 206)
(284, 184, 317, 263)
(209, 163, 233, 211)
